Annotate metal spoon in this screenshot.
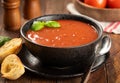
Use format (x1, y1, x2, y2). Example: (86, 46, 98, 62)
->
(81, 35, 111, 83)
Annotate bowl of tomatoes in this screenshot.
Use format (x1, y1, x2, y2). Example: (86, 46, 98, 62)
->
(73, 0, 120, 21)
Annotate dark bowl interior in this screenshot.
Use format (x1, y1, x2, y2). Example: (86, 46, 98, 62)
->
(20, 14, 103, 68)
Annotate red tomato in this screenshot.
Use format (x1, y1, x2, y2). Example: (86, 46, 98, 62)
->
(107, 0, 120, 8)
(84, 0, 107, 8)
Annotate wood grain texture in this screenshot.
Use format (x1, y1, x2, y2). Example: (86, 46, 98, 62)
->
(0, 0, 119, 83)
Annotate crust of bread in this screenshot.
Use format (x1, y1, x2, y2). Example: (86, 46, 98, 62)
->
(1, 54, 25, 80)
(0, 38, 22, 63)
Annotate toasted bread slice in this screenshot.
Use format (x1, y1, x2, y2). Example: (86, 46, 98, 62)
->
(1, 54, 25, 80)
(0, 38, 22, 63)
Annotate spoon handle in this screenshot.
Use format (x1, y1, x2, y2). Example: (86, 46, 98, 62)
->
(81, 58, 96, 83)
(82, 67, 92, 83)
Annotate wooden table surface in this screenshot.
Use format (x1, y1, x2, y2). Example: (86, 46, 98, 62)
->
(0, 0, 120, 83)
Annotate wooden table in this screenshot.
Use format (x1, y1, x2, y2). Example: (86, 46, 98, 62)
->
(0, 0, 120, 83)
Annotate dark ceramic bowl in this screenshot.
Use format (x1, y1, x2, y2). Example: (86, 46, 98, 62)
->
(20, 14, 105, 69)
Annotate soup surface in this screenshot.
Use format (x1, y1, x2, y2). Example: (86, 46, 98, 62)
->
(26, 20, 98, 47)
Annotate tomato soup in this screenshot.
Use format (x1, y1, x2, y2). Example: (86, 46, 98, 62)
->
(26, 20, 98, 47)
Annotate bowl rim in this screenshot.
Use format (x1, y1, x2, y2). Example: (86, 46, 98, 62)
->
(20, 14, 103, 48)
(77, 0, 120, 10)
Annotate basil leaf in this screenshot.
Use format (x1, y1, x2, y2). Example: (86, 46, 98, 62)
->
(45, 21, 61, 28)
(31, 21, 45, 31)
(30, 20, 61, 31)
(0, 36, 11, 47)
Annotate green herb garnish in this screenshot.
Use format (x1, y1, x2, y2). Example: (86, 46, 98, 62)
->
(31, 21, 45, 31)
(0, 36, 11, 47)
(30, 21, 61, 31)
(45, 21, 61, 28)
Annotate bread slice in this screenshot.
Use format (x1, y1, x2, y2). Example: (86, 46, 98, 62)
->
(1, 54, 25, 80)
(0, 38, 22, 63)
